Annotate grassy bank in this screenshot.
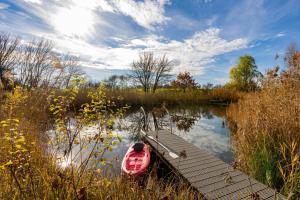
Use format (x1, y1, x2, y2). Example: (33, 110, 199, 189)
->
(73, 87, 242, 109)
(227, 68, 300, 198)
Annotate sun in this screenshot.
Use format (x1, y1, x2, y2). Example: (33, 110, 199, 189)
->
(51, 5, 95, 37)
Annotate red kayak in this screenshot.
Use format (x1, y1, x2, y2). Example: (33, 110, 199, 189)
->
(121, 142, 150, 177)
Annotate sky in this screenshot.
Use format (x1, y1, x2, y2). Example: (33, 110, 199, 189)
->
(0, 0, 300, 84)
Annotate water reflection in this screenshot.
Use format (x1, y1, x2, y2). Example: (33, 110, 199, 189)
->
(51, 105, 234, 176)
(122, 105, 234, 163)
(171, 115, 197, 132)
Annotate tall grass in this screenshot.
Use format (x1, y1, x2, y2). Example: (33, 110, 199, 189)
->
(227, 66, 300, 198)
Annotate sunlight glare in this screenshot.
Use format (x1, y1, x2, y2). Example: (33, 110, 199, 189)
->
(52, 5, 95, 37)
(58, 157, 71, 168)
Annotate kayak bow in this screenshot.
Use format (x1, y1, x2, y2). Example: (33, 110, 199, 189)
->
(121, 142, 150, 177)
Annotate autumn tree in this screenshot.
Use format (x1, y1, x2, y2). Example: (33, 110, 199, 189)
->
(171, 71, 197, 92)
(227, 55, 262, 92)
(130, 52, 172, 93)
(0, 34, 19, 89)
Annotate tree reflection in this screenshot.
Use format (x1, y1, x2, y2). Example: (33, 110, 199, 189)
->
(123, 105, 226, 136)
(171, 115, 197, 132)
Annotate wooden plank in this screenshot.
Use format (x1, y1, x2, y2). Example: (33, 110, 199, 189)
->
(236, 185, 273, 200)
(146, 135, 197, 152)
(241, 181, 285, 200)
(225, 181, 279, 200)
(199, 173, 250, 194)
(205, 179, 259, 199)
(206, 176, 278, 200)
(148, 138, 201, 153)
(177, 156, 220, 170)
(146, 140, 201, 159)
(148, 131, 200, 148)
(147, 141, 209, 160)
(189, 167, 236, 184)
(192, 170, 242, 189)
(180, 159, 225, 174)
(144, 130, 286, 200)
(185, 163, 229, 179)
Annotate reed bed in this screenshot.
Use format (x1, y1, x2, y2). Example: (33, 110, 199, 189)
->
(227, 69, 300, 198)
(73, 87, 241, 109)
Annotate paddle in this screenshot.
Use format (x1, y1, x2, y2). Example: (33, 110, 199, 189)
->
(146, 135, 179, 159)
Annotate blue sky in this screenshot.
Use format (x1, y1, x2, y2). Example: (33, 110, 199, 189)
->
(0, 0, 299, 84)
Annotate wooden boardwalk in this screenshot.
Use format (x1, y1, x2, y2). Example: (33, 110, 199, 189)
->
(144, 130, 286, 200)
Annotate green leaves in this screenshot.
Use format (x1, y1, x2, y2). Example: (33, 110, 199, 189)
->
(16, 136, 25, 143)
(228, 55, 262, 92)
(47, 76, 126, 176)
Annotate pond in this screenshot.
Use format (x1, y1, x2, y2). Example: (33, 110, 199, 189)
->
(50, 105, 234, 176)
(101, 105, 234, 176)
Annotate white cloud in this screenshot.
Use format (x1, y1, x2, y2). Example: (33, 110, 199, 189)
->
(40, 28, 247, 76)
(275, 32, 286, 38)
(206, 15, 218, 26)
(108, 0, 170, 30)
(23, 0, 42, 4)
(51, 5, 96, 37)
(0, 3, 9, 9)
(17, 0, 169, 37)
(136, 28, 248, 74)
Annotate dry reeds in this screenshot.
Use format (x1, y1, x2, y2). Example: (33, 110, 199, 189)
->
(227, 66, 300, 198)
(94, 88, 240, 108)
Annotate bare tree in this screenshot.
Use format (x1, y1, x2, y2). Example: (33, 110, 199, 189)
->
(18, 39, 54, 89)
(152, 54, 172, 93)
(59, 55, 84, 88)
(118, 75, 129, 89)
(104, 75, 119, 89)
(104, 75, 130, 89)
(130, 52, 156, 92)
(130, 52, 172, 93)
(0, 34, 19, 89)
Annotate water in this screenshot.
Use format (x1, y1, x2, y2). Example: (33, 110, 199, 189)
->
(168, 106, 233, 162)
(51, 105, 234, 176)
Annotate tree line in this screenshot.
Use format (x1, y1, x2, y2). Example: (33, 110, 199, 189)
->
(122, 52, 262, 93)
(3, 32, 296, 94)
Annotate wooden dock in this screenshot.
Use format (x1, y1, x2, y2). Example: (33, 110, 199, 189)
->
(144, 130, 286, 200)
